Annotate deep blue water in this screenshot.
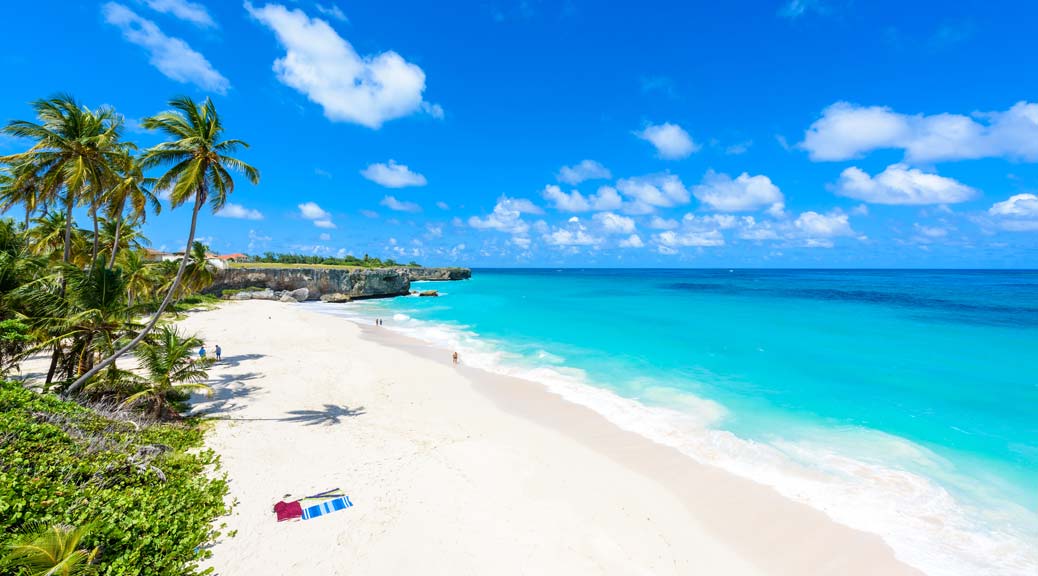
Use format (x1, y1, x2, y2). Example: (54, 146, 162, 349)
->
(314, 269, 1038, 575)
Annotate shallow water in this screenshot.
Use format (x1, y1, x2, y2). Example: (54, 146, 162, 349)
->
(308, 269, 1038, 576)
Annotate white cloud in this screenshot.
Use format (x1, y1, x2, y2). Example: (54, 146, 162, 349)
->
(245, 2, 437, 128)
(380, 195, 422, 213)
(319, 232, 332, 241)
(298, 201, 331, 220)
(592, 212, 636, 234)
(142, 0, 215, 27)
(556, 160, 612, 184)
(216, 202, 264, 220)
(436, 201, 450, 210)
(468, 196, 537, 235)
(794, 210, 855, 237)
(247, 229, 272, 251)
(616, 174, 691, 213)
(103, 3, 229, 93)
(655, 229, 725, 248)
(544, 228, 601, 247)
(361, 160, 427, 188)
(801, 101, 1038, 162)
(779, 0, 826, 19)
(692, 170, 785, 215)
(648, 216, 678, 229)
(618, 234, 644, 248)
(314, 3, 347, 21)
(542, 184, 623, 212)
(636, 122, 699, 159)
(987, 193, 1038, 231)
(835, 164, 977, 205)
(314, 219, 336, 229)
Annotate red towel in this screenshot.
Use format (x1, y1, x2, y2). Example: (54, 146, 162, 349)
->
(274, 500, 303, 522)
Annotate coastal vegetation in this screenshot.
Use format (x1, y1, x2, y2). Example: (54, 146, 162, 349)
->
(0, 94, 251, 574)
(242, 252, 421, 268)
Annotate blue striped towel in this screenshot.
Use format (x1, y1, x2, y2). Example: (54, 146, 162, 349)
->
(301, 496, 353, 520)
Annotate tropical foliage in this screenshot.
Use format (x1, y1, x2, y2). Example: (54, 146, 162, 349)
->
(0, 380, 228, 576)
(246, 251, 419, 268)
(0, 93, 253, 574)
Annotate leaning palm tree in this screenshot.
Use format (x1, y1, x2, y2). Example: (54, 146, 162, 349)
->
(122, 325, 211, 419)
(67, 96, 258, 395)
(2, 523, 98, 576)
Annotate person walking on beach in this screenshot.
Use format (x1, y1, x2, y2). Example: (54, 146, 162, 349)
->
(452, 351, 459, 366)
(215, 345, 222, 362)
(198, 345, 206, 361)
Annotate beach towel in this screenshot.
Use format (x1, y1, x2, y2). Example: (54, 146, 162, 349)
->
(273, 500, 303, 522)
(301, 496, 353, 520)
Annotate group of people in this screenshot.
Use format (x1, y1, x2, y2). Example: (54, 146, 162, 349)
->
(375, 318, 384, 326)
(198, 344, 222, 362)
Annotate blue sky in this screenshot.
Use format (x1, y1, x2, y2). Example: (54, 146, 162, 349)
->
(2, 0, 1038, 267)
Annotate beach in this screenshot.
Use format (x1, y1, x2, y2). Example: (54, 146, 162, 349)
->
(179, 300, 919, 575)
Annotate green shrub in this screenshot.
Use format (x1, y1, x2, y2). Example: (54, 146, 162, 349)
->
(0, 381, 228, 575)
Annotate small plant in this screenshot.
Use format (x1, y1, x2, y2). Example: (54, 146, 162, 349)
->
(3, 523, 99, 576)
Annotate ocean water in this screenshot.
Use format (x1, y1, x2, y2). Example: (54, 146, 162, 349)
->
(307, 269, 1038, 576)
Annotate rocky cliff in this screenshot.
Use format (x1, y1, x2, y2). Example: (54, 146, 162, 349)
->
(206, 266, 470, 301)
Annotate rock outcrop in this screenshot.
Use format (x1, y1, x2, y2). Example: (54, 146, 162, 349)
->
(208, 266, 470, 301)
(403, 267, 471, 281)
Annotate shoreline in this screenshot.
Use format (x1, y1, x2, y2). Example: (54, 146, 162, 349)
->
(181, 300, 918, 575)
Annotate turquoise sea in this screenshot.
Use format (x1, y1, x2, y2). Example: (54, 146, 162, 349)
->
(309, 269, 1038, 576)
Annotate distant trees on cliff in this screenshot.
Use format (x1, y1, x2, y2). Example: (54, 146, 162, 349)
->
(247, 252, 421, 268)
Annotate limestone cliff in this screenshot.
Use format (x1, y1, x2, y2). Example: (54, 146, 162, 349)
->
(207, 266, 470, 301)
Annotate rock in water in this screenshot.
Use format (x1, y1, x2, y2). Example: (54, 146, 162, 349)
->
(419, 290, 439, 297)
(320, 293, 352, 303)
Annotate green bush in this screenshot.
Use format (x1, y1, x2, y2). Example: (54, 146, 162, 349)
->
(0, 381, 228, 575)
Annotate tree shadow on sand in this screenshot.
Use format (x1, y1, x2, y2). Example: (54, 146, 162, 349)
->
(212, 353, 266, 368)
(280, 404, 366, 426)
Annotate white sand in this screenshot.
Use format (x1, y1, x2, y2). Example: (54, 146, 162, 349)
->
(179, 300, 920, 575)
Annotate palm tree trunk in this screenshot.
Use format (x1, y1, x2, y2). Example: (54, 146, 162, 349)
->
(62, 193, 74, 266)
(108, 197, 127, 269)
(90, 206, 100, 264)
(65, 189, 204, 397)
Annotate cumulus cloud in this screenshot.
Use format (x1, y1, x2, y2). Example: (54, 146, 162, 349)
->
(467, 197, 539, 235)
(361, 160, 427, 188)
(618, 234, 644, 248)
(987, 193, 1038, 231)
(655, 229, 725, 249)
(319, 232, 332, 241)
(835, 164, 977, 205)
(542, 184, 623, 212)
(544, 225, 602, 247)
(556, 160, 612, 184)
(298, 201, 330, 220)
(636, 122, 699, 159)
(103, 3, 229, 93)
(436, 201, 450, 210)
(313, 219, 336, 229)
(380, 195, 422, 213)
(592, 212, 636, 234)
(794, 210, 855, 238)
(245, 2, 438, 128)
(801, 101, 1038, 162)
(616, 174, 691, 213)
(692, 170, 785, 215)
(648, 216, 678, 229)
(142, 0, 215, 27)
(216, 202, 264, 220)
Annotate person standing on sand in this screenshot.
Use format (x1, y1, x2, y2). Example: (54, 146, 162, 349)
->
(452, 351, 459, 366)
(215, 345, 222, 362)
(199, 345, 206, 360)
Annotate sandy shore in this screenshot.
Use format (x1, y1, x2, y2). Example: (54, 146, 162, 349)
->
(178, 300, 919, 575)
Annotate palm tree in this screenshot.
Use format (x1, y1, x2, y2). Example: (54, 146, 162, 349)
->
(67, 96, 258, 395)
(122, 325, 211, 419)
(2, 523, 98, 576)
(105, 151, 159, 266)
(0, 163, 42, 227)
(117, 248, 155, 306)
(0, 95, 123, 268)
(182, 241, 216, 295)
(98, 216, 150, 263)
